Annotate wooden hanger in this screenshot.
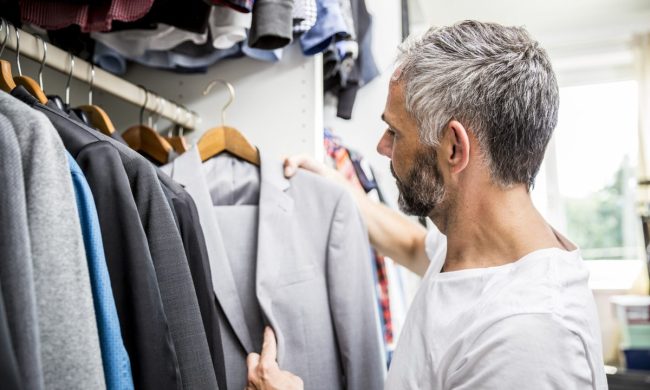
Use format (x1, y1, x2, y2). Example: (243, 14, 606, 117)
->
(123, 88, 173, 164)
(12, 29, 47, 104)
(123, 124, 173, 164)
(164, 133, 189, 154)
(76, 64, 116, 135)
(197, 79, 260, 165)
(78, 104, 116, 135)
(0, 20, 16, 92)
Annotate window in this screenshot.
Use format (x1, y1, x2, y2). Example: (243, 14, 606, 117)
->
(534, 80, 643, 260)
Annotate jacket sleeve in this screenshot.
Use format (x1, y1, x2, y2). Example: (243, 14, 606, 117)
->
(326, 189, 386, 389)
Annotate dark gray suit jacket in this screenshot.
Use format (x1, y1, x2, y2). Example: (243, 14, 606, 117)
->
(164, 147, 386, 390)
(11, 87, 218, 390)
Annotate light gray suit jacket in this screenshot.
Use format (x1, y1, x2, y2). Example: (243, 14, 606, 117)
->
(163, 147, 386, 390)
(0, 112, 44, 390)
(0, 91, 106, 389)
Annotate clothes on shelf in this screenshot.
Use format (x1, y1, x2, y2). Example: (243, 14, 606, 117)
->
(3, 0, 376, 118)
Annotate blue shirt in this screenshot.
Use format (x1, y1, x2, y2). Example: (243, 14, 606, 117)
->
(67, 152, 135, 390)
(300, 0, 350, 55)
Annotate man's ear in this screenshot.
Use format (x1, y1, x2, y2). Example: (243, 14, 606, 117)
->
(445, 120, 470, 175)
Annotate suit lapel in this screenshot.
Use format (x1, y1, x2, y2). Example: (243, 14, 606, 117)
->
(166, 147, 255, 353)
(255, 152, 294, 363)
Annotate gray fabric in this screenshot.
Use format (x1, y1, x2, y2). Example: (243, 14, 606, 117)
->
(10, 87, 217, 390)
(0, 91, 106, 390)
(163, 147, 386, 390)
(0, 112, 43, 390)
(215, 207, 265, 351)
(249, 0, 294, 49)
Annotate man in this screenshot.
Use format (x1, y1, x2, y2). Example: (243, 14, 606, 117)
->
(247, 20, 608, 389)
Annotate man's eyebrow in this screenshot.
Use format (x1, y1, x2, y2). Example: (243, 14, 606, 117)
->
(381, 114, 401, 133)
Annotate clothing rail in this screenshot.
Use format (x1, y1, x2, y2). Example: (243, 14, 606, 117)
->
(0, 25, 199, 131)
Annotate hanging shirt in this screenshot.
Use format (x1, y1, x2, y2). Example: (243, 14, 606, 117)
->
(385, 228, 608, 390)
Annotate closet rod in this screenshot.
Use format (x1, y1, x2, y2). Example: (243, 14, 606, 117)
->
(0, 25, 199, 131)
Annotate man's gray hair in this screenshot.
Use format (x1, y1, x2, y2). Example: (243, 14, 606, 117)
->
(396, 20, 559, 188)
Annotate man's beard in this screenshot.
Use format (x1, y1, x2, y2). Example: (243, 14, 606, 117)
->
(391, 146, 446, 217)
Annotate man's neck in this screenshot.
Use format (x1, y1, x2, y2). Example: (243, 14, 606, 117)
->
(436, 185, 566, 273)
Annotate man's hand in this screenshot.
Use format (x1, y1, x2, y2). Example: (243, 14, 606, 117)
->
(283, 154, 349, 187)
(246, 327, 304, 390)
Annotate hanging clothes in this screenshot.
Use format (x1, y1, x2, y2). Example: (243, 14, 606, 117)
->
(10, 87, 220, 390)
(66, 153, 135, 390)
(0, 111, 43, 390)
(324, 129, 396, 363)
(162, 146, 386, 390)
(0, 90, 106, 390)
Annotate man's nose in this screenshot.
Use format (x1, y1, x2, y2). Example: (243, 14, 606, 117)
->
(377, 130, 393, 158)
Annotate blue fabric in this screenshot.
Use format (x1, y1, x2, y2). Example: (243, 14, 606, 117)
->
(94, 38, 280, 75)
(94, 42, 128, 75)
(66, 152, 135, 390)
(300, 0, 350, 55)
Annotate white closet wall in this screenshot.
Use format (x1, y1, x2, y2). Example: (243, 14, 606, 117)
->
(3, 41, 324, 161)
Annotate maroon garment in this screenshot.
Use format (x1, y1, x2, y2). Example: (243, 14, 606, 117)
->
(20, 0, 154, 32)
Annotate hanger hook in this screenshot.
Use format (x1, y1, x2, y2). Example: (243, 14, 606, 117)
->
(36, 35, 47, 91)
(154, 96, 165, 131)
(170, 105, 180, 137)
(203, 79, 234, 126)
(14, 25, 22, 76)
(88, 63, 95, 105)
(65, 53, 74, 105)
(0, 18, 8, 58)
(138, 85, 149, 126)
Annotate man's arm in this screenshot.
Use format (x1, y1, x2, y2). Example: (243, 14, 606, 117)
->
(284, 155, 430, 276)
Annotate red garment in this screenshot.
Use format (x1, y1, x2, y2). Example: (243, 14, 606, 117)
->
(21, 0, 154, 32)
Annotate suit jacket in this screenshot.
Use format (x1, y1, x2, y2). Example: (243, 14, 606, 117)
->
(0, 111, 43, 390)
(10, 87, 219, 390)
(67, 153, 135, 390)
(163, 147, 386, 390)
(157, 173, 228, 390)
(10, 87, 179, 390)
(0, 90, 106, 390)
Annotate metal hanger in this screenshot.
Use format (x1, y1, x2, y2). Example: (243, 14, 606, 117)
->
(163, 104, 189, 154)
(0, 19, 17, 93)
(65, 52, 74, 106)
(122, 86, 173, 165)
(197, 79, 259, 165)
(77, 62, 116, 135)
(12, 26, 48, 104)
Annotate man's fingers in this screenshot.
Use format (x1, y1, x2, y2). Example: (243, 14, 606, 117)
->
(260, 326, 278, 364)
(246, 352, 261, 385)
(283, 154, 324, 178)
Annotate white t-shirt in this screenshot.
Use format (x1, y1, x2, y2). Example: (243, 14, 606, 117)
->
(384, 229, 607, 390)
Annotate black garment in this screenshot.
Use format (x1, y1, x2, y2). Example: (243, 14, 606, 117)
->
(12, 87, 220, 390)
(157, 173, 228, 390)
(0, 280, 23, 390)
(12, 87, 181, 390)
(323, 0, 378, 120)
(110, 0, 210, 34)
